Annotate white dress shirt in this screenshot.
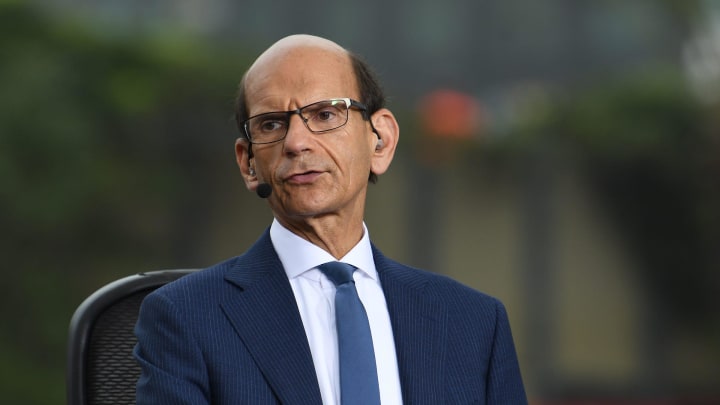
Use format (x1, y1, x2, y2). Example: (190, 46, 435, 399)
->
(270, 219, 403, 405)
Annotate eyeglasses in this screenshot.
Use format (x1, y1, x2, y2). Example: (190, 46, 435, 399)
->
(241, 98, 369, 144)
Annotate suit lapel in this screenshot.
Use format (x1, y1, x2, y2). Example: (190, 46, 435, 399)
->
(374, 248, 448, 404)
(219, 231, 322, 404)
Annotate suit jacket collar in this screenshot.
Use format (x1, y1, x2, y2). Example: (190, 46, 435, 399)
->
(221, 230, 323, 404)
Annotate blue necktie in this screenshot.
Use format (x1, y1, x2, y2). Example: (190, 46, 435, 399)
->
(318, 262, 381, 405)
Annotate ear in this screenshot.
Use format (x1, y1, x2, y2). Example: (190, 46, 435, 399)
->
(235, 138, 259, 192)
(369, 108, 399, 176)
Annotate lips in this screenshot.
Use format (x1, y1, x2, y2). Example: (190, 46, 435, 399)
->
(285, 170, 323, 184)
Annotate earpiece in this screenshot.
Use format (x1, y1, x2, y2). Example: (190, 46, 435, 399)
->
(249, 166, 256, 177)
(375, 139, 384, 150)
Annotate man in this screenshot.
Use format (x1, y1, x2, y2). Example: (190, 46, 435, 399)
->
(134, 34, 527, 404)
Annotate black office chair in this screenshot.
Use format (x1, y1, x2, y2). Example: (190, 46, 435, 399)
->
(66, 269, 198, 405)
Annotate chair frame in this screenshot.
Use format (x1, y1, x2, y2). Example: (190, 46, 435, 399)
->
(66, 269, 197, 405)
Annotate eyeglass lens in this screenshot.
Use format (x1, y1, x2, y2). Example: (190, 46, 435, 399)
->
(246, 99, 350, 144)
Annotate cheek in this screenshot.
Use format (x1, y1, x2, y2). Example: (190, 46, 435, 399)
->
(346, 126, 375, 166)
(254, 147, 283, 178)
(344, 147, 373, 184)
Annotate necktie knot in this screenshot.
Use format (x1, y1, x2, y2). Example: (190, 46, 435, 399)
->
(318, 261, 356, 286)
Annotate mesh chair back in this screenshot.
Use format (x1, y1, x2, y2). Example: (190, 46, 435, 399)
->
(67, 269, 197, 405)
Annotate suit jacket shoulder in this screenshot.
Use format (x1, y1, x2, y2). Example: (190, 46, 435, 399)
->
(135, 230, 323, 405)
(372, 246, 527, 404)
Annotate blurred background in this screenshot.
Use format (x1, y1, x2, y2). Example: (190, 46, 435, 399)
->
(2, 0, 719, 403)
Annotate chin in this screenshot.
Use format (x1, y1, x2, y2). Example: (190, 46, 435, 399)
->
(276, 194, 335, 218)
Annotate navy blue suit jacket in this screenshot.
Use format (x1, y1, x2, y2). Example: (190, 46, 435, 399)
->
(134, 230, 527, 404)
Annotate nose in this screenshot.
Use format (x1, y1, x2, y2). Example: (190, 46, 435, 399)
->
(282, 112, 314, 155)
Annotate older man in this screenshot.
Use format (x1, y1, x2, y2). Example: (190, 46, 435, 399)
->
(134, 34, 527, 405)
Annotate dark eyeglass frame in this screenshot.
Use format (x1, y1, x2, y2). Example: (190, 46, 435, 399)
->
(241, 98, 377, 145)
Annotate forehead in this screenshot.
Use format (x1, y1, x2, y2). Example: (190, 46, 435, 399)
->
(244, 45, 357, 112)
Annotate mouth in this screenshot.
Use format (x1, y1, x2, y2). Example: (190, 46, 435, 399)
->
(284, 170, 324, 185)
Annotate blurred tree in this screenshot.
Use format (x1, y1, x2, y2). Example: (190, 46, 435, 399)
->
(520, 68, 720, 393)
(557, 70, 719, 327)
(453, 63, 719, 395)
(0, 2, 251, 403)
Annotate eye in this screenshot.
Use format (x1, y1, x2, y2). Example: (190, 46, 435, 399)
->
(260, 120, 284, 132)
(315, 107, 338, 122)
(307, 103, 345, 124)
(253, 114, 287, 133)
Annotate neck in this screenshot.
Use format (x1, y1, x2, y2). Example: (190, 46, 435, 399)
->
(276, 214, 365, 259)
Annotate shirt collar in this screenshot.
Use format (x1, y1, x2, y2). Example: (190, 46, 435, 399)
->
(269, 218, 377, 280)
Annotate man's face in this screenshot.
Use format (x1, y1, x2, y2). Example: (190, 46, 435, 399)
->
(240, 44, 378, 225)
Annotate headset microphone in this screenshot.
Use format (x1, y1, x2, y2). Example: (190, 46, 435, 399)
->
(256, 183, 273, 199)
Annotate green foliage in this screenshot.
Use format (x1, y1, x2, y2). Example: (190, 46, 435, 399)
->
(557, 69, 704, 161)
(0, 3, 252, 403)
(543, 68, 718, 326)
(466, 64, 718, 330)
